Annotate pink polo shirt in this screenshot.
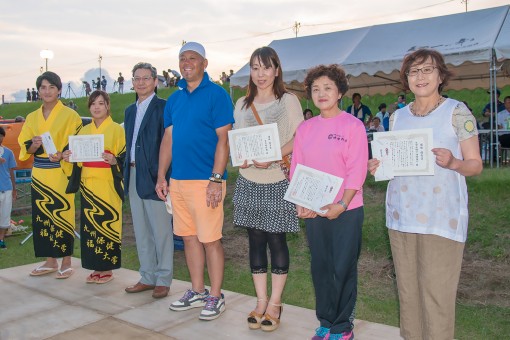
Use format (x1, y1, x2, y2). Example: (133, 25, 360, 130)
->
(290, 111, 368, 210)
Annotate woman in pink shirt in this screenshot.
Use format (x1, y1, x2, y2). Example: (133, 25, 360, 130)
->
(290, 65, 368, 340)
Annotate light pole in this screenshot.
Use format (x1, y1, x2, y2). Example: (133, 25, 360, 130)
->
(40, 49, 54, 71)
(98, 54, 103, 79)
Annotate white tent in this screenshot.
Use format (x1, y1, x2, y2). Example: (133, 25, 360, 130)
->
(230, 5, 510, 96)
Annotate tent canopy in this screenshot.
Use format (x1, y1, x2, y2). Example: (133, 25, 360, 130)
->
(230, 5, 510, 96)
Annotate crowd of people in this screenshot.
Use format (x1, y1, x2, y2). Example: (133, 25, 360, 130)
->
(0, 44, 488, 340)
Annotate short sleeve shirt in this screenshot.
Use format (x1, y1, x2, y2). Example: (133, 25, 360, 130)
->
(0, 147, 16, 191)
(164, 73, 234, 180)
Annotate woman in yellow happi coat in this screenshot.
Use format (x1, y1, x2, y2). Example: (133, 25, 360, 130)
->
(18, 71, 82, 279)
(63, 90, 125, 284)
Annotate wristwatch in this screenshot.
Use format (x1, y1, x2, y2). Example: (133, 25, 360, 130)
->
(209, 172, 222, 183)
(337, 199, 348, 210)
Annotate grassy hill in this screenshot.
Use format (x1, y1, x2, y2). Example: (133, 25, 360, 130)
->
(2, 83, 509, 123)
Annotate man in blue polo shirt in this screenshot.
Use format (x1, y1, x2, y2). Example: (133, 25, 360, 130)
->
(156, 42, 234, 321)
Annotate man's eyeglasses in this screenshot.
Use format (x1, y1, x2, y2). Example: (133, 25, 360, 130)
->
(132, 76, 153, 83)
(406, 66, 437, 77)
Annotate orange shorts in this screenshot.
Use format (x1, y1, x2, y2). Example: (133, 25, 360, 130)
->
(170, 179, 226, 243)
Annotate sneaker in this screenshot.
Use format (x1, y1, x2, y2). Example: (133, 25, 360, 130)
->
(327, 331, 354, 340)
(199, 293, 226, 321)
(312, 326, 330, 340)
(0, 240, 6, 249)
(169, 289, 209, 311)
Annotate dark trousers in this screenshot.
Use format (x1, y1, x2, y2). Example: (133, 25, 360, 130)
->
(305, 207, 363, 335)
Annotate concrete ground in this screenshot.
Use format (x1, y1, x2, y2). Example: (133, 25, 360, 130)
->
(0, 258, 402, 339)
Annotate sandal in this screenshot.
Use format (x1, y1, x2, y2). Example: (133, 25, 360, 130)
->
(29, 266, 58, 276)
(247, 297, 267, 330)
(56, 268, 74, 279)
(260, 303, 283, 332)
(86, 273, 100, 283)
(96, 273, 114, 284)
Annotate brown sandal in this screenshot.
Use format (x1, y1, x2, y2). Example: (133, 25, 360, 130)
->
(260, 303, 283, 332)
(247, 298, 267, 330)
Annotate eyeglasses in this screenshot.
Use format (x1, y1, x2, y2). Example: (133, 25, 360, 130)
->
(406, 66, 437, 77)
(132, 76, 153, 83)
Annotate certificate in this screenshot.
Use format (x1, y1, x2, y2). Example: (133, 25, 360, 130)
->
(371, 128, 434, 180)
(68, 134, 104, 162)
(41, 132, 58, 155)
(283, 164, 344, 214)
(228, 123, 282, 166)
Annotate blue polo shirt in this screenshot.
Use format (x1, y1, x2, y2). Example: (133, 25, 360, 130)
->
(0, 147, 16, 191)
(164, 72, 234, 180)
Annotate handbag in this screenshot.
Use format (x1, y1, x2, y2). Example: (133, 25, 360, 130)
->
(250, 103, 292, 181)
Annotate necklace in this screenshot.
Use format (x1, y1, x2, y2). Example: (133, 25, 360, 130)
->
(409, 96, 445, 117)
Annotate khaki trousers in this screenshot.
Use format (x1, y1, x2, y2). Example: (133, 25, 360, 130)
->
(389, 229, 465, 340)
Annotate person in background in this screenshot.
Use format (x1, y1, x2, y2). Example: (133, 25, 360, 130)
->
(375, 103, 389, 131)
(19, 71, 83, 278)
(62, 90, 125, 284)
(346, 92, 371, 126)
(481, 89, 504, 129)
(293, 64, 368, 340)
(84, 81, 92, 97)
(303, 108, 314, 120)
(117, 72, 125, 94)
(369, 116, 385, 132)
(68, 100, 78, 111)
(0, 126, 17, 249)
(31, 88, 37, 102)
(497, 96, 510, 148)
(396, 94, 406, 109)
(101, 76, 107, 92)
(26, 88, 31, 102)
(368, 49, 482, 340)
(123, 62, 174, 299)
(232, 46, 303, 332)
(156, 42, 234, 321)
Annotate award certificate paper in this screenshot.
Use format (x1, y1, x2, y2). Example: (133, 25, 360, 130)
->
(41, 132, 58, 155)
(228, 123, 282, 166)
(69, 134, 104, 162)
(284, 164, 344, 214)
(372, 128, 434, 180)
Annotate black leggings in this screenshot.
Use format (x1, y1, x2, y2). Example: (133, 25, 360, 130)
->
(247, 228, 289, 275)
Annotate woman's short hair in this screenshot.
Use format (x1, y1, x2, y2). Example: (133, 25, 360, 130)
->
(304, 64, 349, 99)
(400, 49, 453, 93)
(88, 90, 111, 115)
(36, 71, 62, 91)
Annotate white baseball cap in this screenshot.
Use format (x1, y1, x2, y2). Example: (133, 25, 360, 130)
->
(179, 42, 206, 59)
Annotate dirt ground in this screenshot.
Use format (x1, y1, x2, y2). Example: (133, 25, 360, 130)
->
(121, 206, 510, 310)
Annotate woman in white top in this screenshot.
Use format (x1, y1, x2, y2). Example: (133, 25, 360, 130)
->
(368, 49, 482, 340)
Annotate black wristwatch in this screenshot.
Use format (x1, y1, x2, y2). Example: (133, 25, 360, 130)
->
(209, 172, 222, 183)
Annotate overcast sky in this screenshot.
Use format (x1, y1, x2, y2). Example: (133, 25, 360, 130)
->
(1, 0, 508, 102)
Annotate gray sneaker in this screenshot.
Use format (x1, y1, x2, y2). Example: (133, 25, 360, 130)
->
(199, 293, 225, 321)
(170, 289, 209, 311)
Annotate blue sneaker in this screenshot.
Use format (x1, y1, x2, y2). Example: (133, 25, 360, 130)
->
(312, 326, 330, 340)
(0, 240, 6, 249)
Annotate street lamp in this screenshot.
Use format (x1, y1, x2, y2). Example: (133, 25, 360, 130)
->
(40, 49, 54, 72)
